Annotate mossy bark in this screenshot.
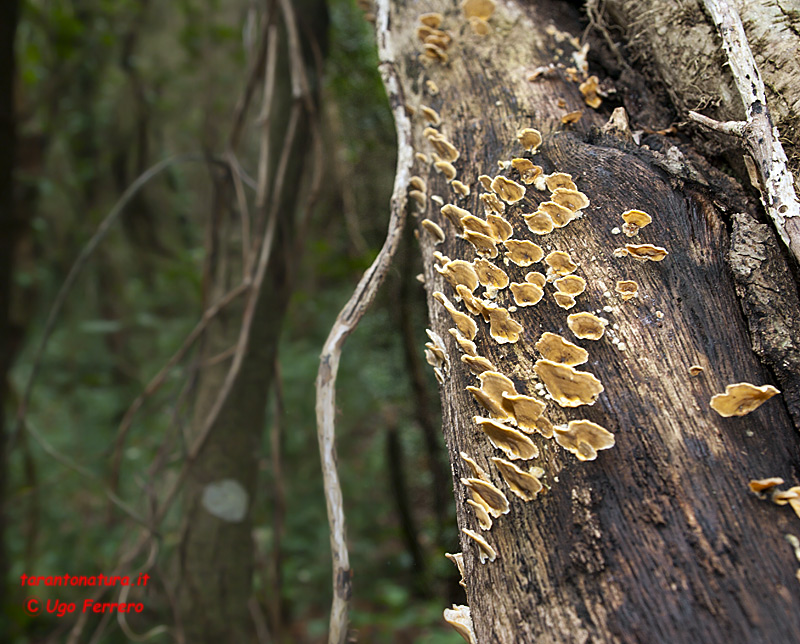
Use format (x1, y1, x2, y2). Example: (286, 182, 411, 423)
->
(386, 0, 800, 641)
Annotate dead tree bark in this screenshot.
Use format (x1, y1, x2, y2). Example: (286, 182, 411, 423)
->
(382, 0, 800, 641)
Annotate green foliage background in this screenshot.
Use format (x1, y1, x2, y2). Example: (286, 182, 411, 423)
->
(7, 0, 462, 641)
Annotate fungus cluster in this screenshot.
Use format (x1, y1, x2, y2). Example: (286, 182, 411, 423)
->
(416, 13, 451, 63)
(462, 0, 495, 36)
(749, 477, 800, 520)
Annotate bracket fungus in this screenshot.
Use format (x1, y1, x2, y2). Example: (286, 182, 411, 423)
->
(504, 239, 544, 266)
(455, 284, 486, 317)
(461, 528, 497, 564)
(535, 332, 589, 366)
(524, 211, 556, 235)
(510, 282, 544, 307)
(443, 605, 477, 644)
(434, 160, 457, 182)
(460, 451, 489, 481)
(423, 42, 449, 63)
(427, 131, 460, 162)
(538, 201, 577, 228)
(554, 274, 586, 296)
(419, 12, 443, 28)
(468, 370, 517, 419)
(625, 244, 669, 261)
(433, 292, 477, 340)
(421, 219, 445, 244)
(551, 187, 590, 212)
(464, 230, 499, 258)
(408, 190, 427, 210)
(452, 179, 470, 197)
(534, 359, 604, 407)
(480, 192, 506, 215)
(475, 416, 540, 460)
(501, 392, 547, 433)
(415, 152, 429, 164)
(621, 209, 652, 237)
(709, 382, 780, 417)
(444, 553, 467, 589)
(545, 172, 577, 192)
(553, 292, 577, 310)
(579, 75, 602, 109)
(487, 214, 514, 242)
(567, 312, 608, 340)
(525, 271, 546, 287)
(409, 176, 426, 192)
(749, 477, 785, 493)
(467, 499, 493, 530)
(462, 477, 510, 518)
(462, 0, 496, 20)
(478, 174, 493, 191)
(554, 420, 615, 460)
(545, 250, 578, 276)
(688, 364, 705, 376)
(469, 16, 491, 35)
(491, 457, 544, 501)
(615, 280, 639, 301)
(512, 158, 543, 185)
(472, 258, 510, 295)
(441, 203, 471, 231)
(561, 110, 583, 124)
(491, 176, 526, 204)
(449, 328, 478, 356)
(461, 214, 495, 238)
(420, 104, 441, 125)
(517, 127, 543, 153)
(486, 305, 524, 344)
(462, 354, 495, 375)
(437, 260, 479, 292)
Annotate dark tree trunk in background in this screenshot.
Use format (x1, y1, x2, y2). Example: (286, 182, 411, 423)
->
(176, 3, 327, 642)
(384, 0, 800, 641)
(0, 0, 20, 637)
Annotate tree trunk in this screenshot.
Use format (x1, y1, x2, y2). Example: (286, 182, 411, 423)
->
(0, 0, 19, 637)
(382, 0, 800, 641)
(176, 3, 327, 642)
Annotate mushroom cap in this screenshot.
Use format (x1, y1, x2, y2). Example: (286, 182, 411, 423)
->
(461, 528, 497, 563)
(537, 201, 577, 228)
(511, 158, 543, 185)
(524, 211, 556, 235)
(461, 353, 495, 375)
(554, 419, 615, 461)
(462, 0, 496, 20)
(464, 230, 500, 258)
(622, 209, 652, 228)
(545, 250, 578, 275)
(553, 275, 586, 296)
(551, 187, 590, 212)
(491, 176, 526, 203)
(615, 280, 639, 301)
(553, 292, 577, 309)
(688, 364, 704, 376)
(441, 203, 471, 230)
(479, 192, 506, 215)
(749, 477, 785, 493)
(525, 271, 546, 287)
(509, 282, 544, 307)
(561, 110, 583, 124)
(443, 605, 476, 644)
(491, 457, 544, 501)
(421, 219, 445, 244)
(709, 382, 780, 417)
(534, 359, 605, 407)
(545, 172, 577, 191)
(467, 385, 510, 419)
(437, 260, 479, 292)
(535, 331, 589, 366)
(433, 291, 478, 340)
(504, 239, 544, 266)
(567, 312, 608, 340)
(479, 370, 517, 399)
(461, 477, 510, 517)
(625, 244, 669, 261)
(472, 258, 510, 290)
(486, 214, 514, 241)
(486, 306, 524, 343)
(501, 392, 547, 432)
(475, 416, 540, 460)
(434, 160, 457, 181)
(517, 127, 543, 153)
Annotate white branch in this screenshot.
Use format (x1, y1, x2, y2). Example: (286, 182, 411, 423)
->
(315, 0, 414, 641)
(692, 0, 800, 262)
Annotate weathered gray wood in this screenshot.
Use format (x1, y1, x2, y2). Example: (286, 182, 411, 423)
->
(387, 0, 800, 641)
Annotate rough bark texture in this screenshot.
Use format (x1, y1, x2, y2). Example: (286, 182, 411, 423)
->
(600, 0, 800, 193)
(387, 0, 800, 641)
(0, 0, 19, 637)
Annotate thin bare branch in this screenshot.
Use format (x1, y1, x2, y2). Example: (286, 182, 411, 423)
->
(315, 0, 414, 641)
(695, 0, 800, 262)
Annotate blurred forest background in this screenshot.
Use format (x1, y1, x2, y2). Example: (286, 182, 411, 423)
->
(3, 0, 464, 641)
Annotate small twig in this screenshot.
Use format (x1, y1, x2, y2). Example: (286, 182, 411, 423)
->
(315, 0, 414, 641)
(691, 0, 800, 263)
